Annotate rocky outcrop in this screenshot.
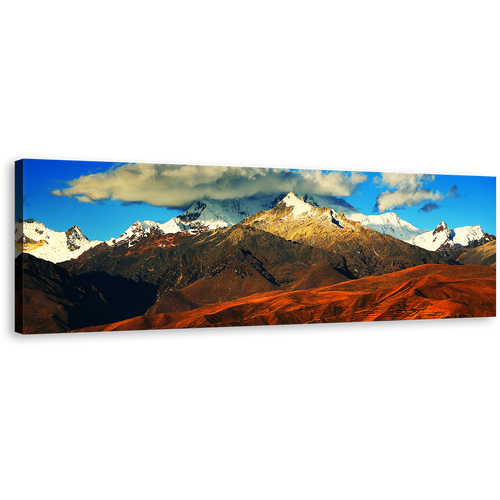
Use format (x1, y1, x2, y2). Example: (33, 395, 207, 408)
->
(65, 225, 90, 250)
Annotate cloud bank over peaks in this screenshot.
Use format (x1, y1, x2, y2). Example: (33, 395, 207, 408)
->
(51, 163, 367, 208)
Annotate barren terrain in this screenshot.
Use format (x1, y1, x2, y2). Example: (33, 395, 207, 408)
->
(74, 264, 496, 332)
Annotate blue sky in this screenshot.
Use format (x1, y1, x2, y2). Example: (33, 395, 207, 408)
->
(17, 159, 496, 241)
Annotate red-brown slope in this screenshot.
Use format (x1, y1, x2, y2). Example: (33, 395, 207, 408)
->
(74, 264, 496, 332)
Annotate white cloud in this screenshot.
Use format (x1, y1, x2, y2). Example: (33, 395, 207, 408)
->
(374, 172, 443, 213)
(52, 163, 367, 208)
(375, 187, 443, 212)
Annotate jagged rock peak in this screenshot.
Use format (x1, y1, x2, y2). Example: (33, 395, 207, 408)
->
(433, 221, 450, 235)
(65, 225, 88, 238)
(66, 225, 90, 250)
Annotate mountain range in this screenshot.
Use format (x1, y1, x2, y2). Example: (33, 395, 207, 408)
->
(16, 192, 496, 333)
(140, 195, 451, 316)
(16, 192, 495, 264)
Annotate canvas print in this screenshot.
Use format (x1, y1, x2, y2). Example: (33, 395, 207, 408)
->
(15, 159, 496, 334)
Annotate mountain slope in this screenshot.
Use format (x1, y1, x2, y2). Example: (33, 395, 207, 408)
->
(145, 225, 354, 315)
(16, 253, 109, 334)
(16, 253, 159, 334)
(73, 264, 496, 332)
(64, 229, 202, 282)
(455, 240, 496, 267)
(244, 193, 451, 278)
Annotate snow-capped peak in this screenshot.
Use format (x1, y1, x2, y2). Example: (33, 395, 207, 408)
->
(138, 220, 158, 230)
(15, 219, 101, 263)
(449, 225, 485, 247)
(149, 193, 427, 243)
(114, 220, 163, 245)
(410, 221, 486, 252)
(281, 192, 313, 215)
(174, 194, 289, 229)
(299, 194, 361, 217)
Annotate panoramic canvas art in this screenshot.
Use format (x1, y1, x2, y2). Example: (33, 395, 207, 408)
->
(15, 159, 496, 334)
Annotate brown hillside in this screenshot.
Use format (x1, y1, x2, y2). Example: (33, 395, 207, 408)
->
(16, 254, 109, 334)
(16, 253, 158, 334)
(456, 241, 496, 268)
(74, 264, 496, 332)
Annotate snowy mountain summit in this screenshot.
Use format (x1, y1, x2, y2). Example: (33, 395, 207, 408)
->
(109, 217, 205, 248)
(112, 220, 167, 246)
(165, 192, 427, 242)
(410, 221, 490, 251)
(118, 193, 491, 252)
(175, 194, 289, 229)
(15, 219, 101, 263)
(281, 192, 314, 216)
(348, 211, 427, 242)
